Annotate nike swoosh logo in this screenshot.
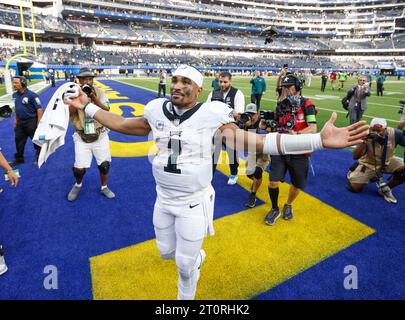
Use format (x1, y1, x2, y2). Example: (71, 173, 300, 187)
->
(189, 203, 200, 209)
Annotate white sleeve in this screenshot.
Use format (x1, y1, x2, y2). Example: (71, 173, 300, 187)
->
(206, 92, 213, 103)
(207, 101, 235, 126)
(263, 132, 324, 155)
(233, 90, 245, 114)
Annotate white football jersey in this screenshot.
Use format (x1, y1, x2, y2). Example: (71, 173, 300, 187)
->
(143, 98, 235, 201)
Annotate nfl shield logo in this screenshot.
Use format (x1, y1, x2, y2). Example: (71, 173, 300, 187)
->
(156, 121, 164, 131)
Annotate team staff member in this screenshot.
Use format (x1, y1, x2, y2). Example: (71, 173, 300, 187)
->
(67, 68, 115, 201)
(9, 76, 42, 166)
(157, 69, 166, 98)
(250, 71, 266, 110)
(207, 71, 245, 184)
(211, 72, 220, 91)
(347, 76, 370, 125)
(338, 71, 348, 91)
(264, 74, 318, 226)
(0, 148, 19, 276)
(64, 64, 367, 300)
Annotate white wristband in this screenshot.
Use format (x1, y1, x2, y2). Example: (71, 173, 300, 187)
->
(280, 132, 323, 154)
(263, 132, 280, 155)
(84, 103, 100, 118)
(263, 132, 324, 155)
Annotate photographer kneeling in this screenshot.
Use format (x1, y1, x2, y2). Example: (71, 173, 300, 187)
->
(67, 68, 115, 201)
(239, 103, 270, 208)
(347, 118, 405, 203)
(262, 75, 318, 226)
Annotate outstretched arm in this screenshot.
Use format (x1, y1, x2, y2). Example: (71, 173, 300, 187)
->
(64, 87, 151, 136)
(219, 112, 369, 155)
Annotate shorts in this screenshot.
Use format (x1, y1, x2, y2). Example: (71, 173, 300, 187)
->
(73, 131, 111, 168)
(269, 155, 309, 189)
(246, 153, 270, 176)
(347, 158, 404, 184)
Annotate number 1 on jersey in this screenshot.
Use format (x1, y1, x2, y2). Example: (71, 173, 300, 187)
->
(164, 137, 182, 174)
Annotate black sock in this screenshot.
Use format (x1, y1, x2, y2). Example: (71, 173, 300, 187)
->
(268, 187, 279, 210)
(251, 192, 256, 196)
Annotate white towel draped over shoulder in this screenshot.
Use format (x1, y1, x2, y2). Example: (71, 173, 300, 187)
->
(33, 82, 75, 168)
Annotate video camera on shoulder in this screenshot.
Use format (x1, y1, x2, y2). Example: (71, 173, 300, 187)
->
(211, 90, 224, 103)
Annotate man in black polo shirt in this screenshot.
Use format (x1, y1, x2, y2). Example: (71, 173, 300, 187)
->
(9, 76, 43, 166)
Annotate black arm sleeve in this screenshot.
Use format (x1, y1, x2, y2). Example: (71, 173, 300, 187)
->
(394, 129, 405, 147)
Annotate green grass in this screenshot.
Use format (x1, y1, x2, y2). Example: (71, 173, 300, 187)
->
(117, 75, 405, 157)
(0, 79, 43, 96)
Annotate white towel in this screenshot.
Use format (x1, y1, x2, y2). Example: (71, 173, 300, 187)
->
(33, 82, 76, 168)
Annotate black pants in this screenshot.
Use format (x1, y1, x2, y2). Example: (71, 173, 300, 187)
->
(158, 84, 166, 97)
(377, 83, 383, 96)
(212, 142, 239, 176)
(14, 118, 41, 162)
(251, 94, 262, 110)
(321, 80, 327, 92)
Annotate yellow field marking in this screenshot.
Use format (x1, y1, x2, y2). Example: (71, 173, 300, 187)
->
(91, 152, 375, 300)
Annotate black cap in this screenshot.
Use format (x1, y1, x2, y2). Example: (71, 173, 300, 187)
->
(76, 68, 95, 78)
(281, 74, 299, 87)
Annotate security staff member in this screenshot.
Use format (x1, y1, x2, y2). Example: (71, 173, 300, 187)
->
(250, 71, 266, 110)
(67, 68, 115, 201)
(9, 76, 43, 166)
(347, 118, 404, 203)
(263, 74, 317, 226)
(207, 71, 245, 185)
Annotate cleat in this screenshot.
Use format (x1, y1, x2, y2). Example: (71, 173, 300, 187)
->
(100, 187, 115, 199)
(282, 204, 293, 220)
(227, 175, 238, 185)
(67, 185, 81, 201)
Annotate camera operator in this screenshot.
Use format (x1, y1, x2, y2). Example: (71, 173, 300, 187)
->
(208, 71, 245, 185)
(347, 76, 370, 125)
(262, 75, 318, 226)
(239, 103, 270, 208)
(347, 118, 405, 203)
(67, 68, 115, 201)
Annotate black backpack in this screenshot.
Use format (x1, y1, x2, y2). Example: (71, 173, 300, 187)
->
(341, 90, 354, 111)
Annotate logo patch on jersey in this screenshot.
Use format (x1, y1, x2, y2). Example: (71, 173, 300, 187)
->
(22, 97, 29, 105)
(156, 120, 164, 131)
(35, 97, 41, 106)
(228, 111, 234, 119)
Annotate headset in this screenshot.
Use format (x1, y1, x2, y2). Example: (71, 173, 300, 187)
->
(14, 76, 27, 87)
(281, 74, 302, 92)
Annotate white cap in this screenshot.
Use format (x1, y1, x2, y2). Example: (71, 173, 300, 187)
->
(370, 118, 387, 128)
(172, 65, 203, 88)
(245, 103, 258, 113)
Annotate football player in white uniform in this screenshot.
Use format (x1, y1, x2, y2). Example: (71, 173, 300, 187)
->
(64, 65, 368, 300)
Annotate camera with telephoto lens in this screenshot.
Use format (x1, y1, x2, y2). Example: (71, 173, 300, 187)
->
(366, 132, 386, 145)
(259, 110, 279, 131)
(400, 101, 405, 114)
(211, 90, 224, 102)
(82, 84, 94, 97)
(239, 112, 254, 125)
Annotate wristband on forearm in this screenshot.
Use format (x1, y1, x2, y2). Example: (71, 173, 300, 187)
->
(263, 132, 324, 155)
(83, 103, 100, 118)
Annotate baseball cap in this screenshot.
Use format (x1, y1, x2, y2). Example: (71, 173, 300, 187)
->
(76, 68, 95, 78)
(370, 118, 387, 128)
(281, 74, 299, 87)
(245, 103, 258, 113)
(172, 65, 203, 88)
